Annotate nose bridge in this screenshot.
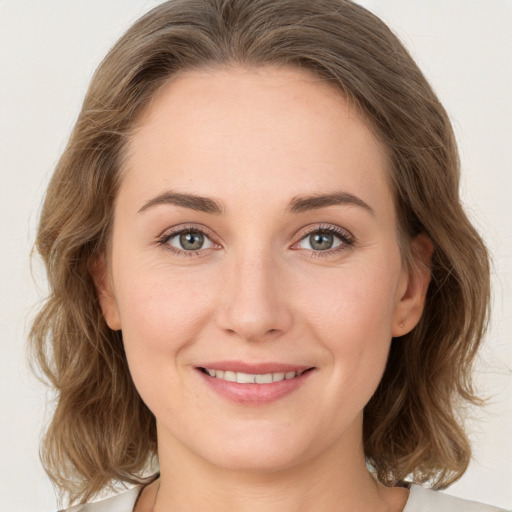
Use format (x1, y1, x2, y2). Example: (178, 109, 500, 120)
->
(217, 245, 291, 341)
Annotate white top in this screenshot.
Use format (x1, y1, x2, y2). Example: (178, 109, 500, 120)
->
(61, 484, 507, 512)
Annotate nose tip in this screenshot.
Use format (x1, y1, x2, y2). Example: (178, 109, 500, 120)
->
(224, 321, 279, 342)
(216, 257, 292, 342)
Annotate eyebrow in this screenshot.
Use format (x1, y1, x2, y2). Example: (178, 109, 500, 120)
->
(138, 190, 374, 216)
(138, 191, 225, 215)
(286, 191, 375, 216)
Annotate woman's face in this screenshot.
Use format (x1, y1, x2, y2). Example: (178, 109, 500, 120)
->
(97, 65, 430, 472)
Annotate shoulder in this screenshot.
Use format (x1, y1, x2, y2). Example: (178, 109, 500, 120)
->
(405, 484, 507, 512)
(58, 485, 143, 512)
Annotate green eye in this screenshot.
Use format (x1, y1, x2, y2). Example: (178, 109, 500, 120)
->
(179, 231, 205, 250)
(166, 229, 214, 251)
(309, 231, 335, 251)
(298, 229, 345, 252)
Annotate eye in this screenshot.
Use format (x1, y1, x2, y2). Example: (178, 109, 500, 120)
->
(171, 229, 212, 251)
(158, 226, 217, 255)
(293, 226, 353, 255)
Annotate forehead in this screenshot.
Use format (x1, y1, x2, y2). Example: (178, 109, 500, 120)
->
(121, 65, 393, 220)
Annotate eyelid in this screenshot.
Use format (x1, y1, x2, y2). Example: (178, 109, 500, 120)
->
(294, 223, 353, 242)
(155, 223, 222, 256)
(157, 223, 218, 241)
(291, 224, 355, 256)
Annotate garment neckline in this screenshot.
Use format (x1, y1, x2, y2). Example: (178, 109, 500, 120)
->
(132, 473, 160, 512)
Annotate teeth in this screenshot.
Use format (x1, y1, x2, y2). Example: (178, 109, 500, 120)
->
(237, 372, 256, 384)
(255, 373, 273, 384)
(203, 368, 305, 383)
(224, 371, 236, 382)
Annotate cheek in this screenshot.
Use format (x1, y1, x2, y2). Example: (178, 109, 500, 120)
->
(113, 267, 220, 421)
(117, 271, 212, 348)
(298, 258, 400, 396)
(112, 261, 216, 395)
(303, 258, 399, 340)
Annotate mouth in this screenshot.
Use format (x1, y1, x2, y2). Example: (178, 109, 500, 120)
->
(198, 367, 314, 384)
(195, 361, 316, 404)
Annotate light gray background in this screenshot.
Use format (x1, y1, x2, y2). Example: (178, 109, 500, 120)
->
(0, 1, 510, 510)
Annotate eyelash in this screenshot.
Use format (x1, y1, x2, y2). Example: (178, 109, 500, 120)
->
(293, 224, 354, 258)
(155, 224, 218, 258)
(155, 223, 355, 259)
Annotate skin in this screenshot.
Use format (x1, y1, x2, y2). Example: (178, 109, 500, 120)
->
(95, 65, 432, 512)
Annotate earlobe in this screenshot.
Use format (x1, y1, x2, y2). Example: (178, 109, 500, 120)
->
(392, 233, 434, 337)
(90, 254, 121, 331)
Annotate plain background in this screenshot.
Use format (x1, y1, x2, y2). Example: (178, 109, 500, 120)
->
(0, 1, 510, 510)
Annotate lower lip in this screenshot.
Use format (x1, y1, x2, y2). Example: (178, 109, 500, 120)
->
(196, 368, 315, 405)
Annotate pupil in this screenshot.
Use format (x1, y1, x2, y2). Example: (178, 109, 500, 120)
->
(310, 231, 333, 250)
(180, 231, 204, 250)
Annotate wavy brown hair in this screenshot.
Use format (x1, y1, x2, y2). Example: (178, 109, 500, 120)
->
(30, 0, 490, 505)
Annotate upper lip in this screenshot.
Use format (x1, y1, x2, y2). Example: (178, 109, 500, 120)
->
(197, 361, 314, 374)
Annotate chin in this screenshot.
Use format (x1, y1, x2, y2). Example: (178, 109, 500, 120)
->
(205, 447, 309, 474)
(187, 424, 330, 474)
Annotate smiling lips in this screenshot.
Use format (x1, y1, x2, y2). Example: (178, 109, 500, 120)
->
(201, 367, 306, 383)
(196, 362, 315, 405)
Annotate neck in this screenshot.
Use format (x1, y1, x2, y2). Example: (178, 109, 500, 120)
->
(151, 419, 406, 512)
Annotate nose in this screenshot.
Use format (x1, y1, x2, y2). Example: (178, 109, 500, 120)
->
(216, 251, 293, 342)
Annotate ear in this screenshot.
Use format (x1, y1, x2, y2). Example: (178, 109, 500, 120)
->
(90, 253, 121, 331)
(392, 233, 434, 337)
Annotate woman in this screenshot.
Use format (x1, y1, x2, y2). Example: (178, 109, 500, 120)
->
(30, 0, 505, 511)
